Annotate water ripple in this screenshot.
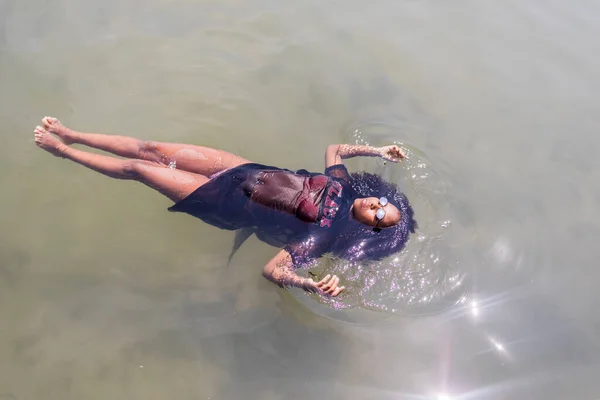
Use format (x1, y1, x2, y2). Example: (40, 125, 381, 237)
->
(295, 121, 476, 316)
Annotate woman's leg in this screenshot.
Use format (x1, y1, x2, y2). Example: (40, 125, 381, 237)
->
(34, 126, 208, 203)
(42, 117, 252, 177)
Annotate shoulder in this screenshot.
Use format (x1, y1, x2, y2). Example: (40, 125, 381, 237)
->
(324, 163, 350, 176)
(324, 164, 353, 185)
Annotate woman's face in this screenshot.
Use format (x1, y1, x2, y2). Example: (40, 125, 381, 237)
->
(352, 197, 401, 228)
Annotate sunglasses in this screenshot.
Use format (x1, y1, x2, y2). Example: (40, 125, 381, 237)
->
(374, 197, 388, 228)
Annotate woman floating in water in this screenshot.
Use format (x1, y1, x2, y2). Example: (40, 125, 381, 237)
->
(34, 117, 416, 297)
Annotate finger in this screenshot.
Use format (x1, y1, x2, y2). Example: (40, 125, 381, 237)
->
(316, 274, 331, 287)
(322, 275, 339, 292)
(333, 276, 341, 290)
(325, 282, 342, 296)
(331, 286, 345, 297)
(325, 276, 340, 294)
(321, 275, 337, 291)
(391, 149, 405, 161)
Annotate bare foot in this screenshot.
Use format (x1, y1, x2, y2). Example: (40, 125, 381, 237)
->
(34, 126, 68, 157)
(42, 116, 77, 144)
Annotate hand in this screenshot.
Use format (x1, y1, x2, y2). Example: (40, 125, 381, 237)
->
(304, 274, 345, 297)
(378, 145, 406, 162)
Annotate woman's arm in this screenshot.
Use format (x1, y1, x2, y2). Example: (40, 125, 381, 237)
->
(262, 249, 345, 296)
(325, 144, 405, 168)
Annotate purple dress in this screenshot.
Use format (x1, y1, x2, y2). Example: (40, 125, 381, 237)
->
(168, 163, 357, 264)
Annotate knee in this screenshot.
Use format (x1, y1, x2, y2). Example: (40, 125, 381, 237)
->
(138, 141, 163, 162)
(122, 160, 147, 178)
(139, 140, 159, 152)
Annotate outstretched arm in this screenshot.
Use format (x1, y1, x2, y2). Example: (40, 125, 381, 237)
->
(325, 144, 405, 168)
(262, 249, 344, 296)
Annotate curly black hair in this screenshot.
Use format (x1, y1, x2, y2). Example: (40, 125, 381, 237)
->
(326, 171, 417, 262)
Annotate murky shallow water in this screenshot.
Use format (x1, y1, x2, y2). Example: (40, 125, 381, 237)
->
(2, 0, 600, 399)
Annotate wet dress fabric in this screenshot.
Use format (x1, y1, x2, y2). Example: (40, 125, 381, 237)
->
(168, 163, 357, 265)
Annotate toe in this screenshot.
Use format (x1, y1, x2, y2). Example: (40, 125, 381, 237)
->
(42, 116, 59, 130)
